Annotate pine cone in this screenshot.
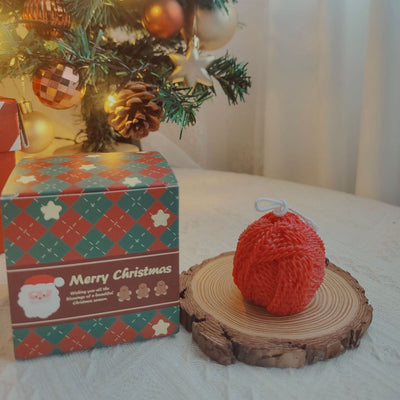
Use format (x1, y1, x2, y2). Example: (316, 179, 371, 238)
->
(106, 81, 164, 139)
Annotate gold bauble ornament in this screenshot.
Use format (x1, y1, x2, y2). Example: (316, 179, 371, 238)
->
(19, 101, 54, 154)
(142, 0, 184, 39)
(190, 4, 238, 51)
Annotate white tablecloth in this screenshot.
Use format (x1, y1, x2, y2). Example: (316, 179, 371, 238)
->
(1, 168, 399, 400)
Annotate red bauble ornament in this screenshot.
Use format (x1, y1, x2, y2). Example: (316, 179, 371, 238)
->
(142, 0, 184, 39)
(233, 211, 326, 316)
(32, 62, 86, 110)
(22, 0, 71, 40)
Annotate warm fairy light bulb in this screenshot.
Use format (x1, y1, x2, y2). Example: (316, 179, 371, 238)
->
(104, 94, 117, 113)
(108, 95, 116, 105)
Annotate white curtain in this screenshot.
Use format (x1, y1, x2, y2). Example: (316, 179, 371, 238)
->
(154, 0, 400, 206)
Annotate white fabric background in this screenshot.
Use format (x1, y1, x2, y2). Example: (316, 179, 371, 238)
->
(2, 0, 399, 205)
(1, 169, 400, 400)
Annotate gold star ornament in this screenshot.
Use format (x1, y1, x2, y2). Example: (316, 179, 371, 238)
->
(168, 36, 215, 90)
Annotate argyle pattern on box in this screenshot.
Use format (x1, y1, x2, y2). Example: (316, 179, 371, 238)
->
(1, 151, 179, 266)
(13, 306, 179, 359)
(1, 151, 179, 359)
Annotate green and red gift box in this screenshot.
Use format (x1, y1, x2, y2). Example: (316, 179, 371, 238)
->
(1, 151, 179, 359)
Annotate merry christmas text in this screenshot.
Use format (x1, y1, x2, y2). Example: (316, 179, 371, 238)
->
(68, 265, 173, 286)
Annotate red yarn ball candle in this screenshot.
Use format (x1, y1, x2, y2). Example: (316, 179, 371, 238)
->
(233, 210, 326, 316)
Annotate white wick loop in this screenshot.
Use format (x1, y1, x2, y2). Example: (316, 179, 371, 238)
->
(255, 198, 288, 216)
(255, 197, 319, 231)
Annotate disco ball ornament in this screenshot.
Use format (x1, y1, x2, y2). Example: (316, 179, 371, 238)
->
(32, 62, 86, 110)
(22, 0, 71, 40)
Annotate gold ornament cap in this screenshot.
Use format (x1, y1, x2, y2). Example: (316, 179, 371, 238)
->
(19, 99, 33, 115)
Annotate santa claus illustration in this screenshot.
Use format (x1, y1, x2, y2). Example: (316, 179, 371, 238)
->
(17, 274, 64, 319)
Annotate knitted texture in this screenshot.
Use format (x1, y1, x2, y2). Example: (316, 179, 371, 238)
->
(233, 212, 325, 316)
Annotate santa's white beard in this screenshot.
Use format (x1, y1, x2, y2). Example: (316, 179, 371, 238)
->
(18, 284, 61, 319)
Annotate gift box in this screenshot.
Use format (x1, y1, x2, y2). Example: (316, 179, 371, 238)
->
(1, 151, 179, 359)
(0, 98, 28, 253)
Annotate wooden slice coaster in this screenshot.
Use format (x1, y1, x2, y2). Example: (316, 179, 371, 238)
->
(180, 252, 373, 368)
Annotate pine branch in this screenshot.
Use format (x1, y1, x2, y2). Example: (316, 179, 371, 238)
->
(57, 27, 118, 84)
(0, 22, 18, 52)
(0, 23, 60, 80)
(0, 0, 25, 19)
(157, 79, 213, 138)
(197, 0, 238, 11)
(60, 0, 237, 29)
(208, 53, 251, 105)
(102, 36, 184, 83)
(57, 28, 183, 87)
(61, 0, 137, 29)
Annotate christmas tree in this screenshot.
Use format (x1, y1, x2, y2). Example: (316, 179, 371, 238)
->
(0, 0, 250, 152)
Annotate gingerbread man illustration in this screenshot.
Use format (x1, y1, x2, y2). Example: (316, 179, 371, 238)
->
(136, 283, 150, 299)
(154, 280, 168, 296)
(117, 285, 132, 302)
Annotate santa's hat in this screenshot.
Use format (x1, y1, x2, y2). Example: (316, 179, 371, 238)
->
(23, 274, 65, 287)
